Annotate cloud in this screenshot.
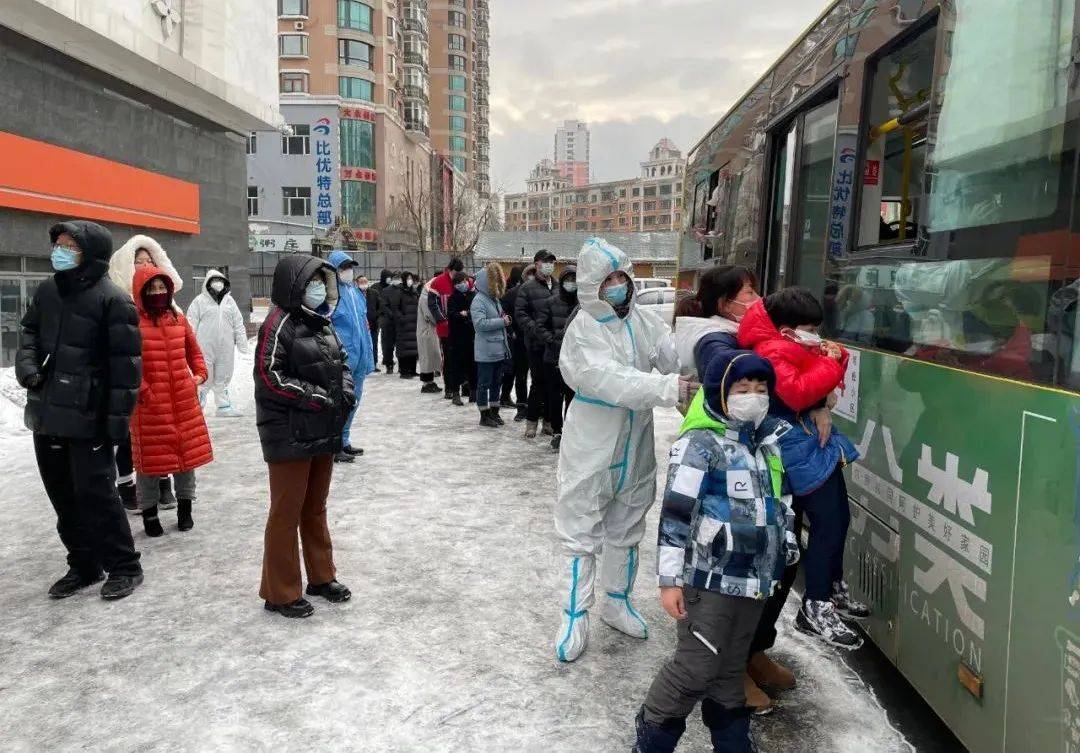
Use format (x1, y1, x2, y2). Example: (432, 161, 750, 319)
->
(489, 0, 832, 193)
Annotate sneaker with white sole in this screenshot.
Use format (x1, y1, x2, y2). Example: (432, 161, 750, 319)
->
(831, 580, 871, 620)
(795, 599, 863, 650)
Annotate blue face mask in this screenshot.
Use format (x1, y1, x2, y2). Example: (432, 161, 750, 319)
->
(455, 282, 469, 293)
(303, 280, 327, 310)
(602, 283, 629, 307)
(51, 245, 80, 272)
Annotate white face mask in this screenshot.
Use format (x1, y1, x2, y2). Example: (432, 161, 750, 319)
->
(209, 280, 225, 293)
(540, 262, 555, 277)
(793, 329, 823, 347)
(726, 393, 769, 428)
(391, 278, 402, 287)
(340, 268, 354, 284)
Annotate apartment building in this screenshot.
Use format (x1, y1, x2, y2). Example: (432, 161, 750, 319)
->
(503, 139, 685, 234)
(247, 0, 490, 258)
(554, 120, 590, 187)
(0, 1, 279, 367)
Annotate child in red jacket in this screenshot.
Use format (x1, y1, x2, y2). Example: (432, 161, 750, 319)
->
(738, 287, 867, 650)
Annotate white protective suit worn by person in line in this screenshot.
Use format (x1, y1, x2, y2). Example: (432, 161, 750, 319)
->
(186, 269, 249, 416)
(553, 237, 681, 662)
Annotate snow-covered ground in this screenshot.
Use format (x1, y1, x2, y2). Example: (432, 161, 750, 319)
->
(0, 358, 914, 752)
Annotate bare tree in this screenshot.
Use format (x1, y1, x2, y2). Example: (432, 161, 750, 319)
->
(446, 187, 498, 257)
(385, 169, 435, 256)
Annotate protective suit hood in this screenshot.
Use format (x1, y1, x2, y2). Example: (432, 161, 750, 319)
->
(203, 268, 231, 302)
(576, 237, 635, 323)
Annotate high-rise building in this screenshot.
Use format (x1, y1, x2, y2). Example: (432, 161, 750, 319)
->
(504, 140, 685, 234)
(554, 120, 590, 187)
(247, 0, 490, 264)
(429, 0, 490, 197)
(0, 1, 279, 368)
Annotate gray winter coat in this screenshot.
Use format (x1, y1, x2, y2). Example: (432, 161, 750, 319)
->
(470, 272, 510, 363)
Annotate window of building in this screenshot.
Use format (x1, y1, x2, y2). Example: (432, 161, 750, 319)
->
(449, 115, 466, 132)
(632, 202, 640, 212)
(590, 208, 597, 217)
(448, 54, 466, 71)
(450, 135, 467, 152)
(246, 132, 257, 155)
(451, 156, 466, 172)
(644, 201, 656, 211)
(644, 186, 657, 197)
(448, 33, 466, 52)
(448, 10, 466, 27)
(449, 95, 467, 112)
(341, 181, 375, 226)
(388, 54, 397, 77)
(340, 118, 375, 168)
(386, 16, 396, 39)
(338, 1, 373, 32)
(339, 39, 373, 69)
(279, 72, 309, 93)
(659, 183, 672, 195)
(632, 187, 640, 197)
(281, 124, 310, 155)
(282, 187, 312, 216)
(279, 0, 308, 16)
(449, 75, 467, 91)
(279, 34, 308, 58)
(339, 76, 374, 101)
(247, 186, 259, 216)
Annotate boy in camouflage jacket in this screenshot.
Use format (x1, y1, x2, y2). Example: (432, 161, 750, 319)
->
(634, 350, 799, 753)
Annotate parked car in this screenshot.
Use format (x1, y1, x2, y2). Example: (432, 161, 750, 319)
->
(635, 286, 677, 325)
(634, 277, 671, 292)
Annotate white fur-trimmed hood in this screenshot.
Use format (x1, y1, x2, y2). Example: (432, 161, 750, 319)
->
(108, 234, 183, 298)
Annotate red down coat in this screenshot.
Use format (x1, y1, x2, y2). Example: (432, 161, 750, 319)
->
(130, 265, 213, 475)
(736, 299, 847, 413)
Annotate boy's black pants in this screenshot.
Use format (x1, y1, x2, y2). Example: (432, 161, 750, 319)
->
(34, 435, 142, 578)
(798, 465, 849, 602)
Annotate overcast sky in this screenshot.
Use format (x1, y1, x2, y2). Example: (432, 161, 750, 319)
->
(489, 0, 832, 194)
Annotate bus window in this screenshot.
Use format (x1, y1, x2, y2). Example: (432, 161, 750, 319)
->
(830, 1, 1079, 390)
(857, 23, 935, 248)
(792, 98, 838, 296)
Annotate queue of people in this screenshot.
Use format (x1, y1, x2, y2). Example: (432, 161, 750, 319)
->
(15, 223, 868, 752)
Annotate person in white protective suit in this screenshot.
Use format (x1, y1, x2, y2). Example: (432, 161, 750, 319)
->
(186, 270, 249, 417)
(554, 237, 689, 663)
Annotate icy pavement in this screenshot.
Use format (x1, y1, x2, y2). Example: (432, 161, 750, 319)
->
(0, 358, 915, 752)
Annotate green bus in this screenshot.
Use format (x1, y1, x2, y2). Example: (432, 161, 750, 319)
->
(679, 1, 1080, 750)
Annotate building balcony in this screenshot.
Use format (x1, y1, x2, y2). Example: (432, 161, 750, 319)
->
(403, 51, 429, 72)
(405, 120, 430, 139)
(403, 84, 429, 103)
(402, 17, 428, 35)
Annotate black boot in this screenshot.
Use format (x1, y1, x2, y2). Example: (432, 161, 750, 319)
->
(334, 451, 356, 463)
(421, 382, 441, 394)
(479, 408, 500, 428)
(514, 405, 528, 422)
(142, 506, 164, 537)
(100, 572, 144, 600)
(444, 386, 453, 400)
(48, 569, 104, 599)
(306, 580, 352, 603)
(177, 498, 194, 532)
(701, 700, 756, 753)
(159, 477, 176, 510)
(264, 598, 315, 618)
(386, 363, 395, 374)
(633, 706, 686, 753)
(491, 407, 505, 426)
(118, 481, 138, 513)
(451, 391, 464, 407)
(500, 396, 516, 409)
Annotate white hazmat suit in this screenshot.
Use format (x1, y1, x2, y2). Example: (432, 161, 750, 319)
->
(186, 270, 248, 415)
(554, 238, 680, 662)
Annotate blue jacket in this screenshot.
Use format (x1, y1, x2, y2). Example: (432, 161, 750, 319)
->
(694, 331, 858, 496)
(657, 392, 800, 599)
(327, 250, 374, 379)
(470, 273, 510, 363)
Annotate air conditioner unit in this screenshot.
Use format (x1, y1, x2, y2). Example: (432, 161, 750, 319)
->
(294, 21, 305, 30)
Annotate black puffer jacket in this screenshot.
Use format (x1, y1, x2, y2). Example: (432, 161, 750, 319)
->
(16, 221, 142, 441)
(254, 254, 354, 463)
(538, 267, 579, 364)
(365, 286, 381, 330)
(394, 280, 420, 360)
(514, 275, 555, 354)
(501, 283, 522, 345)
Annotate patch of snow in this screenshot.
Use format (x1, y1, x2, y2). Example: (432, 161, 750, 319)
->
(0, 367, 29, 439)
(0, 360, 914, 751)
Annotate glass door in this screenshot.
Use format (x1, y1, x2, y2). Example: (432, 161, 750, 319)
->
(1, 278, 22, 368)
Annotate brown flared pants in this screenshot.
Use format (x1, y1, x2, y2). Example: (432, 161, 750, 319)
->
(260, 454, 336, 605)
